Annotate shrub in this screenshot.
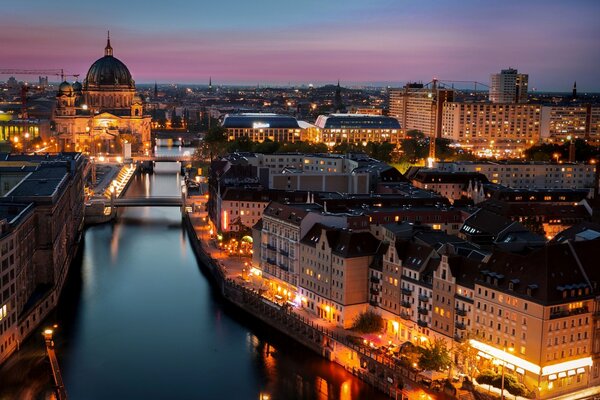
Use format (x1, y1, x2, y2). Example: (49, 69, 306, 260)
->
(351, 310, 384, 333)
(476, 370, 532, 397)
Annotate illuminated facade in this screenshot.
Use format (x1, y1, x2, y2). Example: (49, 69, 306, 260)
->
(441, 102, 541, 153)
(221, 113, 315, 143)
(53, 35, 151, 152)
(298, 224, 378, 328)
(540, 105, 600, 144)
(489, 68, 529, 104)
(389, 84, 453, 138)
(314, 114, 401, 146)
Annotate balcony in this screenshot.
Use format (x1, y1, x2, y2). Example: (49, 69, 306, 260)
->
(278, 263, 289, 271)
(266, 243, 276, 251)
(266, 258, 277, 266)
(454, 334, 465, 343)
(419, 294, 429, 302)
(370, 288, 380, 296)
(417, 319, 428, 328)
(401, 312, 411, 320)
(369, 300, 379, 307)
(456, 322, 466, 330)
(370, 276, 380, 284)
(401, 300, 411, 308)
(418, 307, 428, 315)
(550, 306, 589, 320)
(402, 287, 413, 296)
(279, 249, 289, 257)
(456, 308, 467, 317)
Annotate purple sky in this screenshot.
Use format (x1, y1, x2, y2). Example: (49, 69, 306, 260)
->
(2, 0, 599, 90)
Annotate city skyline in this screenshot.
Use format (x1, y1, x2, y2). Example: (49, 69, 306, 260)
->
(2, 0, 599, 91)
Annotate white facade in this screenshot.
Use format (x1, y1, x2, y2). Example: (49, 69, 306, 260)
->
(489, 68, 528, 104)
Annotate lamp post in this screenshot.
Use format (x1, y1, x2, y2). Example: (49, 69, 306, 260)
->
(500, 347, 514, 400)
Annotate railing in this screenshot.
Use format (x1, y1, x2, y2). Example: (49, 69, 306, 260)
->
(279, 249, 289, 257)
(370, 276, 380, 284)
(401, 300, 411, 308)
(418, 307, 428, 315)
(401, 287, 412, 295)
(400, 312, 411, 320)
(456, 322, 467, 330)
(456, 308, 468, 317)
(266, 243, 276, 251)
(266, 258, 277, 266)
(417, 319, 428, 328)
(370, 288, 380, 296)
(418, 294, 429, 302)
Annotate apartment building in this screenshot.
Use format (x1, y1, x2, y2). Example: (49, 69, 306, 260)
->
(389, 84, 454, 138)
(434, 161, 597, 192)
(410, 170, 489, 203)
(299, 224, 380, 328)
(440, 102, 541, 153)
(540, 104, 600, 143)
(0, 154, 85, 364)
(489, 68, 529, 104)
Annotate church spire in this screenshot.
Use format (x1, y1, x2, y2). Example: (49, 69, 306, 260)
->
(105, 30, 113, 56)
(572, 81, 577, 100)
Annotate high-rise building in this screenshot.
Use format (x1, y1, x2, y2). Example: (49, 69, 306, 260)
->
(489, 68, 529, 104)
(389, 83, 454, 138)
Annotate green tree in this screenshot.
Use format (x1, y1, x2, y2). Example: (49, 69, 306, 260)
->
(202, 126, 228, 159)
(351, 310, 384, 333)
(253, 139, 280, 154)
(418, 338, 452, 372)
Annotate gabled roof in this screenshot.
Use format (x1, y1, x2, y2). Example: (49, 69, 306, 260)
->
(478, 238, 600, 305)
(550, 222, 600, 244)
(263, 201, 318, 226)
(300, 223, 381, 258)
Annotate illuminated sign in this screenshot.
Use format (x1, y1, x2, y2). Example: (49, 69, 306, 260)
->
(253, 122, 270, 129)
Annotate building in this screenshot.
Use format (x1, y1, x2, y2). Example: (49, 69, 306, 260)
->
(53, 35, 151, 153)
(389, 83, 454, 138)
(0, 153, 85, 365)
(440, 102, 541, 154)
(314, 114, 401, 146)
(434, 161, 597, 193)
(410, 170, 489, 203)
(255, 202, 355, 298)
(489, 68, 528, 104)
(540, 104, 600, 143)
(0, 116, 52, 146)
(221, 113, 316, 143)
(299, 224, 381, 328)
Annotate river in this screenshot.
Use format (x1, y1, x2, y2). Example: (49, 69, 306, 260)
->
(0, 147, 385, 400)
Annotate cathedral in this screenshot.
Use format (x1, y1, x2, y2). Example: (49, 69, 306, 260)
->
(54, 34, 151, 153)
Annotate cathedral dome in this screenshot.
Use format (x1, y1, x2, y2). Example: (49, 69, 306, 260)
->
(72, 81, 82, 93)
(84, 35, 134, 89)
(58, 81, 73, 95)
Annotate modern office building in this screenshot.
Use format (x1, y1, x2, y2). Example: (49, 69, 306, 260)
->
(314, 114, 401, 146)
(221, 113, 316, 143)
(540, 105, 600, 143)
(489, 68, 529, 104)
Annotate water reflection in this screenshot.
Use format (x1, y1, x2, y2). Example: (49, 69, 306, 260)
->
(0, 169, 385, 400)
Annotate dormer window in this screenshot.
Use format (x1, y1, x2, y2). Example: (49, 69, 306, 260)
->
(508, 282, 514, 291)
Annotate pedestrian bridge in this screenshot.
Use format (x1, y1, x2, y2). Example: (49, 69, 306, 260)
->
(111, 197, 184, 207)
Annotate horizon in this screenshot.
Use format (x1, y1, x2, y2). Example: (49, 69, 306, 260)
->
(1, 0, 599, 91)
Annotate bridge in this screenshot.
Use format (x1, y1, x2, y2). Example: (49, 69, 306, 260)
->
(112, 196, 184, 207)
(134, 155, 192, 162)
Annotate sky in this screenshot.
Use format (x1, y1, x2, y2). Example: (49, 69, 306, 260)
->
(1, 0, 599, 91)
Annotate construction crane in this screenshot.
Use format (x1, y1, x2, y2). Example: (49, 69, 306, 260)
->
(0, 68, 80, 118)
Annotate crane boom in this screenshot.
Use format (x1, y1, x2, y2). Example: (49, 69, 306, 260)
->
(0, 68, 79, 81)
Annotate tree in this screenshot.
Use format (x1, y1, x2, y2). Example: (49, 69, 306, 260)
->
(418, 338, 452, 372)
(351, 310, 384, 333)
(202, 126, 228, 159)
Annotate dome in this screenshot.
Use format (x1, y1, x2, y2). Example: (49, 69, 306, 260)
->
(85, 55, 134, 88)
(58, 81, 73, 95)
(84, 35, 134, 89)
(72, 81, 82, 92)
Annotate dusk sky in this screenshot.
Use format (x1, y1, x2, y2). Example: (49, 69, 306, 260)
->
(2, 0, 599, 90)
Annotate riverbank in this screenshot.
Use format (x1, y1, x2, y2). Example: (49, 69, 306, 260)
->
(182, 211, 442, 400)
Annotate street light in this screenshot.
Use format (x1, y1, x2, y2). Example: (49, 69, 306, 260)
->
(500, 347, 514, 400)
